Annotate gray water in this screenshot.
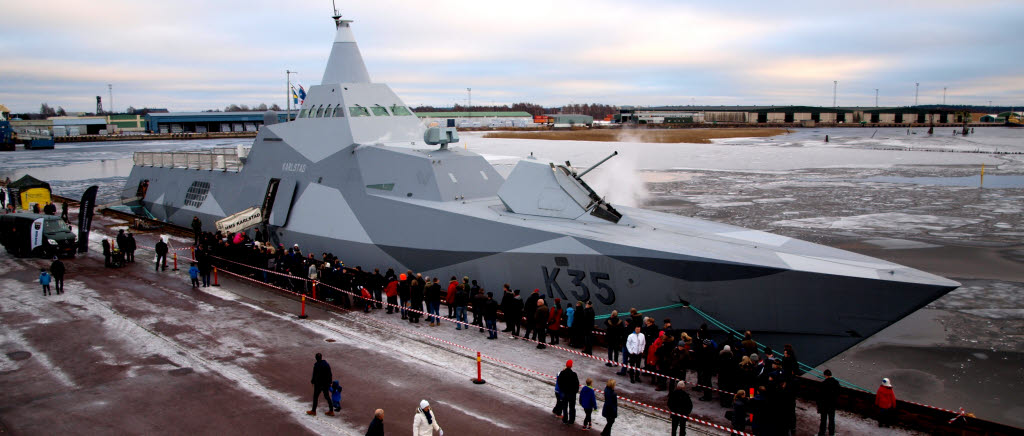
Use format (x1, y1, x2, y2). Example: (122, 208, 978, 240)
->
(864, 174, 1024, 188)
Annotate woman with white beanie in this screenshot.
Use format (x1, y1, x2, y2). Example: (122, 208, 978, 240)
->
(413, 399, 442, 436)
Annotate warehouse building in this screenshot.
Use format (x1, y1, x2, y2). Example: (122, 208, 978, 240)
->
(415, 111, 533, 128)
(144, 111, 292, 134)
(617, 106, 965, 125)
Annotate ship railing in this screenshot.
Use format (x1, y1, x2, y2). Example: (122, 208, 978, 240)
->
(133, 148, 243, 172)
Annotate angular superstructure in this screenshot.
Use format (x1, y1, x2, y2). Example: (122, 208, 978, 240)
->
(124, 14, 958, 367)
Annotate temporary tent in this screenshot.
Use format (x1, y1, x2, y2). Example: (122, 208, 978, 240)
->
(7, 174, 52, 210)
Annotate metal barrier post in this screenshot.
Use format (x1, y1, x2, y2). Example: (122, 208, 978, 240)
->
(472, 352, 486, 384)
(212, 267, 220, 286)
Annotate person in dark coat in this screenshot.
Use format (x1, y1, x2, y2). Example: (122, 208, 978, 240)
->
(454, 284, 469, 330)
(60, 201, 69, 222)
(125, 232, 136, 262)
(534, 298, 549, 348)
(409, 277, 424, 323)
(50, 257, 66, 294)
(717, 345, 737, 407)
(116, 229, 127, 253)
(580, 301, 596, 354)
(425, 276, 441, 326)
(500, 284, 514, 332)
(818, 369, 839, 436)
(154, 238, 168, 271)
(365, 409, 384, 436)
(554, 359, 580, 424)
(506, 289, 523, 337)
(604, 311, 625, 366)
(483, 291, 499, 339)
(601, 379, 617, 436)
(523, 289, 540, 339)
(398, 272, 411, 319)
(102, 238, 112, 267)
(668, 381, 693, 436)
(306, 353, 335, 416)
(696, 339, 716, 401)
(731, 390, 749, 431)
(190, 216, 202, 245)
(471, 287, 487, 331)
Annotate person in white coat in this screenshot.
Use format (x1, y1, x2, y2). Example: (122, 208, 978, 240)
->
(413, 399, 442, 436)
(625, 325, 646, 383)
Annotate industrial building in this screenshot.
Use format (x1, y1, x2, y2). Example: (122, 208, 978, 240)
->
(415, 111, 533, 128)
(145, 111, 292, 134)
(617, 106, 972, 125)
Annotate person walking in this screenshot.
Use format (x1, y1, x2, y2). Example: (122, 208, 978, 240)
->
(875, 377, 897, 428)
(191, 216, 202, 245)
(625, 326, 646, 383)
(601, 379, 617, 436)
(306, 353, 335, 416)
(365, 408, 384, 436)
(188, 262, 200, 288)
(580, 378, 597, 430)
(534, 298, 549, 349)
(155, 238, 168, 271)
(554, 359, 580, 425)
(50, 257, 65, 294)
(483, 291, 499, 339)
(60, 201, 69, 222)
(818, 369, 839, 436)
(413, 400, 442, 436)
(39, 268, 52, 296)
(668, 381, 693, 436)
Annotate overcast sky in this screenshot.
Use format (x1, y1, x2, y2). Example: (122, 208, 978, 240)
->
(2, 0, 1022, 113)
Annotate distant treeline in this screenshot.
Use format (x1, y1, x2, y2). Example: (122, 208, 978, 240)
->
(411, 102, 618, 119)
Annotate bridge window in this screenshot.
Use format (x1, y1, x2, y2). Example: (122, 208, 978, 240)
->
(391, 105, 413, 116)
(333, 106, 345, 117)
(316, 105, 325, 117)
(350, 107, 371, 117)
(371, 106, 389, 116)
(324, 105, 333, 117)
(299, 109, 309, 118)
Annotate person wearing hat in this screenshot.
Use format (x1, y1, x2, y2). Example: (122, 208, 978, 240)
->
(413, 400, 442, 436)
(553, 359, 580, 425)
(875, 377, 897, 427)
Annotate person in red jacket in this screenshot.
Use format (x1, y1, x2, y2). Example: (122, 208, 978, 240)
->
(547, 298, 563, 345)
(384, 278, 399, 314)
(875, 377, 897, 427)
(445, 276, 458, 317)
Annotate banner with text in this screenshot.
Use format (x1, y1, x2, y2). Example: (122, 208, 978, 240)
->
(216, 207, 262, 234)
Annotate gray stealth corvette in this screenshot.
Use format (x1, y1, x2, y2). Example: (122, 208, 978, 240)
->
(124, 14, 958, 367)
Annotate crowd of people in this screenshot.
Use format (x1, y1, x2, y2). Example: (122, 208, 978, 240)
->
(180, 223, 889, 436)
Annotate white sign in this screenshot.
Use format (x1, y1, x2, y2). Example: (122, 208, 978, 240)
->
(30, 218, 45, 251)
(215, 207, 263, 234)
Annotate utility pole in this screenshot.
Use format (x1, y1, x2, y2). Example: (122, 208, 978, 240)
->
(108, 84, 113, 114)
(943, 87, 947, 105)
(467, 88, 472, 109)
(286, 70, 297, 121)
(833, 81, 837, 107)
(989, 100, 993, 109)
(875, 88, 879, 107)
(915, 82, 919, 106)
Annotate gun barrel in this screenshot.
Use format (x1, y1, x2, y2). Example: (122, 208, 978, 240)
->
(577, 151, 618, 179)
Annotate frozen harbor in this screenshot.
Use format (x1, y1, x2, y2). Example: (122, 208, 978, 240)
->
(1, 125, 1022, 429)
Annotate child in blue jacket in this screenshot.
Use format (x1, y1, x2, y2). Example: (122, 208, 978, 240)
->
(39, 268, 52, 296)
(188, 262, 200, 288)
(580, 377, 597, 430)
(330, 380, 342, 412)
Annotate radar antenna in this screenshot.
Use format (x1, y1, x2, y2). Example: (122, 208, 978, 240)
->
(331, 0, 343, 27)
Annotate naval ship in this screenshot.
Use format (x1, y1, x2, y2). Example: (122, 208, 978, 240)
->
(123, 13, 958, 367)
